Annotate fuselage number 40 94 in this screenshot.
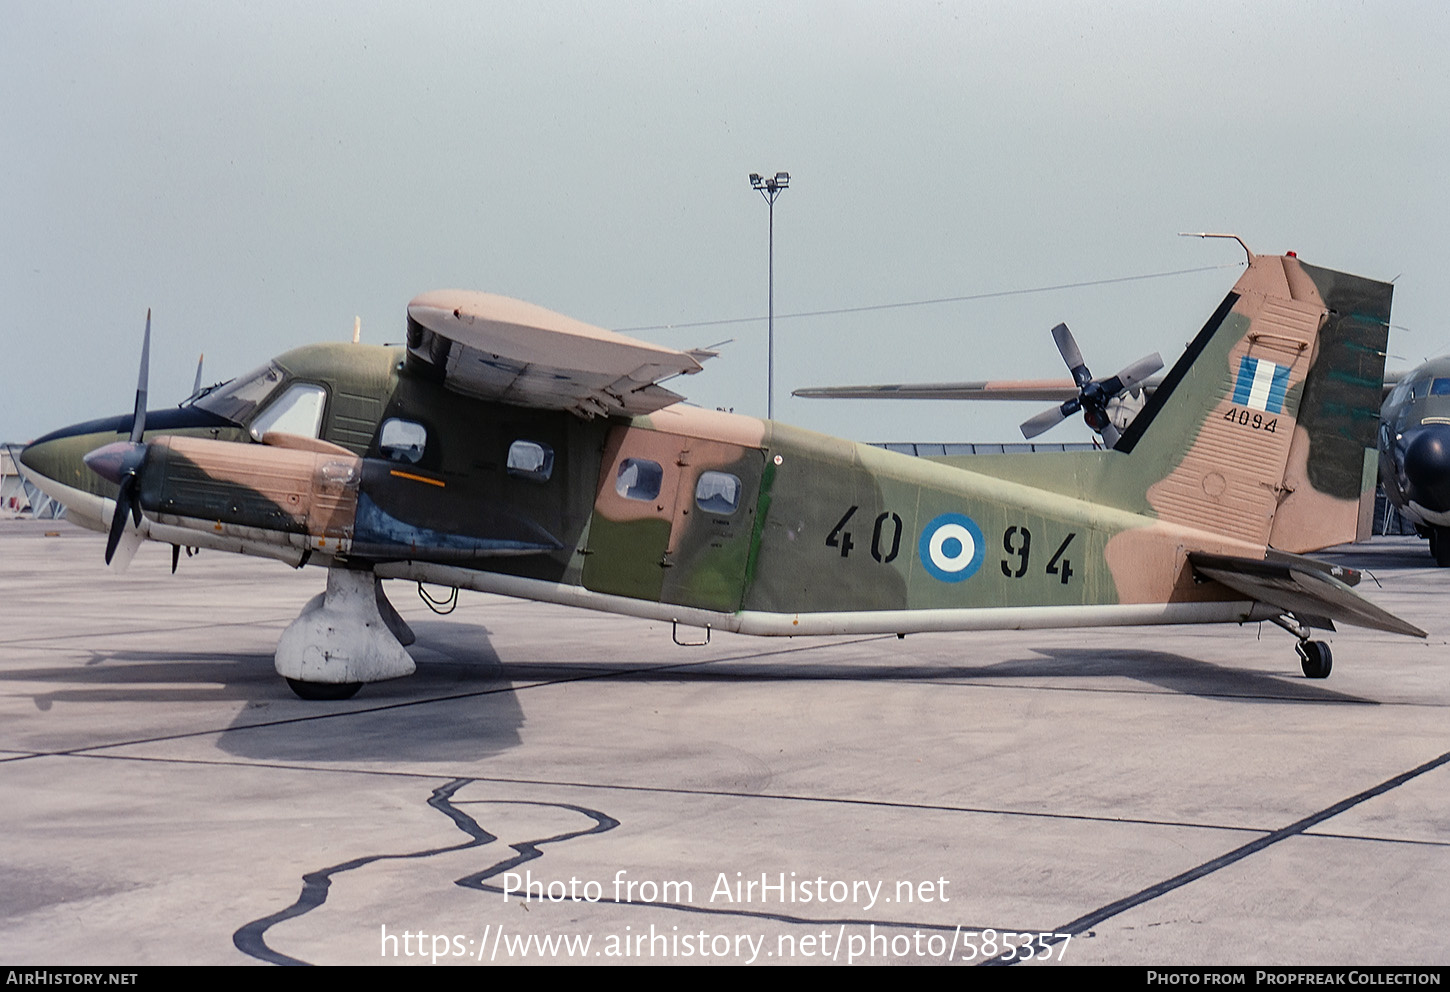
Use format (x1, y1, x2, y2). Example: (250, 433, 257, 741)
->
(827, 507, 1076, 584)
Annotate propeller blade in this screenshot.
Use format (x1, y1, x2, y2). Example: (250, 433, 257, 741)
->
(129, 309, 151, 445)
(1021, 403, 1072, 439)
(109, 522, 144, 572)
(192, 352, 204, 398)
(171, 544, 181, 574)
(104, 478, 135, 565)
(1051, 323, 1091, 387)
(1112, 353, 1164, 394)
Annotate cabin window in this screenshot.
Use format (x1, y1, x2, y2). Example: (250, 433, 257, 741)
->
(507, 440, 555, 482)
(694, 471, 741, 515)
(379, 419, 428, 464)
(249, 382, 327, 441)
(615, 458, 663, 501)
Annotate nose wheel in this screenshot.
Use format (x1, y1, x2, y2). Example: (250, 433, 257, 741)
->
(286, 678, 362, 701)
(1296, 639, 1333, 679)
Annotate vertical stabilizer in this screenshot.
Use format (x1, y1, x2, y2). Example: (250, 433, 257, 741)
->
(1114, 253, 1390, 552)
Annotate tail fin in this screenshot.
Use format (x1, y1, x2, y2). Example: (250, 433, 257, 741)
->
(1114, 251, 1391, 552)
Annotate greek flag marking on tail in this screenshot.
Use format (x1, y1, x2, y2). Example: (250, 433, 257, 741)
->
(1232, 356, 1290, 414)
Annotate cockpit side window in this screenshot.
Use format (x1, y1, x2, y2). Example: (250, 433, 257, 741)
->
(249, 382, 328, 441)
(379, 419, 428, 463)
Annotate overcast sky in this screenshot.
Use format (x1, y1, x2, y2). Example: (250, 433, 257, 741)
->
(4, 1, 1448, 445)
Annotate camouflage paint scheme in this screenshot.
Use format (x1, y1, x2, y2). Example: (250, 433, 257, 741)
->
(17, 252, 1417, 667)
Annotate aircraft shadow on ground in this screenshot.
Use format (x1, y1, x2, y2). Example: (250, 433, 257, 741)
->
(9, 620, 539, 763)
(9, 624, 1374, 766)
(483, 644, 1377, 705)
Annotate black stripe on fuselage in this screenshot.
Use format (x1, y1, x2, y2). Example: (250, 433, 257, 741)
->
(27, 406, 236, 446)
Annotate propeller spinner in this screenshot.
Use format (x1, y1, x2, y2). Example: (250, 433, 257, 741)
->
(82, 309, 151, 565)
(1019, 323, 1162, 449)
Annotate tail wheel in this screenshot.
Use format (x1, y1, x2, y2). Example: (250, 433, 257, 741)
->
(1296, 641, 1332, 679)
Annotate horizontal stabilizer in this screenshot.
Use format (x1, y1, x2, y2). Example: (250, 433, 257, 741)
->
(1188, 552, 1426, 638)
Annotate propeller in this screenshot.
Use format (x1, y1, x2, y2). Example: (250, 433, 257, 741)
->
(83, 310, 152, 565)
(1019, 323, 1162, 448)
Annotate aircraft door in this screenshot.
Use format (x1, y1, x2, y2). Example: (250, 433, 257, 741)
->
(583, 427, 684, 602)
(660, 438, 764, 613)
(583, 427, 763, 612)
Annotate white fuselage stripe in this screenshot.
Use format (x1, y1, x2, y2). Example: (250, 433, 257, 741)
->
(372, 560, 1279, 636)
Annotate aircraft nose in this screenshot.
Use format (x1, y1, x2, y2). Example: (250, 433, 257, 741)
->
(18, 405, 238, 515)
(17, 429, 107, 497)
(1402, 425, 1450, 513)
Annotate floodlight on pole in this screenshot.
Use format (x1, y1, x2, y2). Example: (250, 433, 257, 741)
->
(750, 170, 789, 419)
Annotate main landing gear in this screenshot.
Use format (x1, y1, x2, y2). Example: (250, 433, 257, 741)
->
(275, 567, 418, 700)
(1272, 614, 1332, 679)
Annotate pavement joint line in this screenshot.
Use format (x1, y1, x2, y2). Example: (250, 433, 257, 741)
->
(0, 616, 304, 647)
(17, 747, 1450, 852)
(21, 746, 1413, 845)
(982, 745, 1450, 965)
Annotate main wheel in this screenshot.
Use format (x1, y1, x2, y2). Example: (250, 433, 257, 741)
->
(286, 678, 362, 701)
(1297, 641, 1333, 679)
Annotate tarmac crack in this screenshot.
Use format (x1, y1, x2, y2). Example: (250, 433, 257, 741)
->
(231, 783, 619, 966)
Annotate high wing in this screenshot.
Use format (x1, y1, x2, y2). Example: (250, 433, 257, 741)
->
(406, 290, 715, 418)
(1188, 552, 1426, 638)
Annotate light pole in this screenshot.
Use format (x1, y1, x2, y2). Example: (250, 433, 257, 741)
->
(750, 171, 789, 419)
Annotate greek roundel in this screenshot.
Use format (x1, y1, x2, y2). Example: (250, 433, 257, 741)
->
(918, 513, 986, 583)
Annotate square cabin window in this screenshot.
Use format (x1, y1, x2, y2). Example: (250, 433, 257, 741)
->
(507, 440, 555, 482)
(379, 419, 427, 464)
(694, 470, 741, 515)
(615, 458, 663, 501)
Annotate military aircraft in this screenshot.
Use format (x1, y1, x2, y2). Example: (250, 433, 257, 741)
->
(1377, 356, 1450, 564)
(16, 249, 1424, 699)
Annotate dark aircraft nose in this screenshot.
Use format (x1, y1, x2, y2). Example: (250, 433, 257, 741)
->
(18, 407, 238, 511)
(1402, 424, 1450, 513)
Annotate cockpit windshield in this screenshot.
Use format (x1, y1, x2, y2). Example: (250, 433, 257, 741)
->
(191, 361, 287, 424)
